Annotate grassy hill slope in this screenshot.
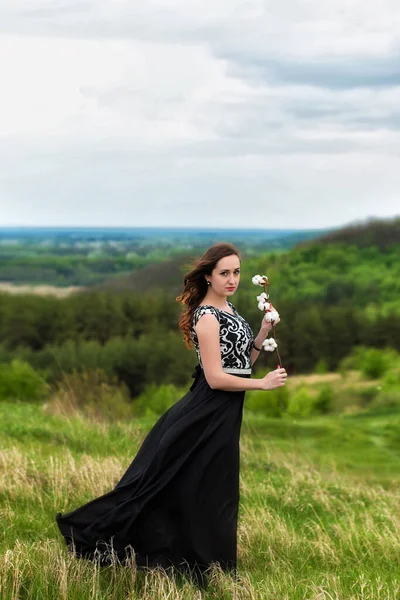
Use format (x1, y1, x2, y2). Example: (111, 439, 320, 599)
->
(0, 400, 399, 599)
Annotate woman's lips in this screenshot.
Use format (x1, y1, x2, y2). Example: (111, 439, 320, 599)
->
(226, 287, 235, 290)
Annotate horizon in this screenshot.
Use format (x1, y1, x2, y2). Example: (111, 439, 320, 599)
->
(0, 224, 327, 232)
(1, 215, 399, 234)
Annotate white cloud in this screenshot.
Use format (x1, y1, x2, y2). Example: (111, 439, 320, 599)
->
(0, 0, 399, 227)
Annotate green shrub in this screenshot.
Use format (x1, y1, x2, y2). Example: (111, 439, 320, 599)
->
(286, 387, 315, 418)
(315, 359, 329, 374)
(361, 348, 392, 379)
(0, 360, 49, 402)
(286, 385, 334, 418)
(314, 384, 334, 414)
(337, 345, 368, 375)
(246, 386, 289, 418)
(338, 346, 399, 379)
(381, 366, 400, 389)
(133, 383, 186, 417)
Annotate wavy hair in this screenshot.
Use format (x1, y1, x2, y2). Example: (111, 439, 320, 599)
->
(176, 242, 241, 348)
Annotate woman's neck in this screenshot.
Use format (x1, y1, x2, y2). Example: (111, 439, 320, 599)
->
(202, 292, 230, 310)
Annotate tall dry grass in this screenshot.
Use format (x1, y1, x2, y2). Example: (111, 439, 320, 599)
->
(1, 408, 400, 598)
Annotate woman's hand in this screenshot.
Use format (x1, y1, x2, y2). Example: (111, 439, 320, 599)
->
(260, 367, 287, 391)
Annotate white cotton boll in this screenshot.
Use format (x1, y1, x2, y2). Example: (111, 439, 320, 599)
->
(263, 342, 275, 352)
(258, 301, 266, 311)
(262, 338, 277, 351)
(264, 312, 277, 322)
(252, 274, 267, 286)
(260, 292, 269, 299)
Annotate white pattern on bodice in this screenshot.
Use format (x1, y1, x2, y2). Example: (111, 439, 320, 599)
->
(190, 301, 255, 374)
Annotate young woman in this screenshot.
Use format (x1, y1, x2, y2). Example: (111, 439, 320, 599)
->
(56, 242, 287, 587)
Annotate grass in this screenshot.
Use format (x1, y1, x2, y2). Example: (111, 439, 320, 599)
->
(0, 399, 399, 599)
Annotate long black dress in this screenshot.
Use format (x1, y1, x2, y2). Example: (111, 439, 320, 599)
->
(56, 300, 255, 585)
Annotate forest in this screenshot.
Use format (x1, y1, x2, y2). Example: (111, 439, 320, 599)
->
(0, 218, 399, 404)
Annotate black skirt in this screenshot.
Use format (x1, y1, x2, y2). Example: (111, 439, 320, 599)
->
(56, 365, 250, 585)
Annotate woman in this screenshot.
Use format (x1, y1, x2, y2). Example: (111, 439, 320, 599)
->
(56, 242, 287, 586)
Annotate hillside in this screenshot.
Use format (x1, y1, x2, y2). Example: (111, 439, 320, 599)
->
(296, 216, 400, 250)
(92, 218, 400, 316)
(93, 252, 194, 294)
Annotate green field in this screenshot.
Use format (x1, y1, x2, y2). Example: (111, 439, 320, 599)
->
(1, 397, 399, 599)
(1, 219, 400, 598)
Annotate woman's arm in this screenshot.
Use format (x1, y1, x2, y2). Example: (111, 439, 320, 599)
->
(250, 324, 271, 365)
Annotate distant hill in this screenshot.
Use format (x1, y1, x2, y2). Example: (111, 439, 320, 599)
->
(0, 226, 326, 244)
(94, 253, 193, 295)
(296, 216, 400, 250)
(94, 217, 400, 295)
(92, 229, 326, 294)
(0, 225, 326, 288)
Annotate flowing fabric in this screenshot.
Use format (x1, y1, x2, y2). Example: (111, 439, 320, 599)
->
(56, 364, 250, 585)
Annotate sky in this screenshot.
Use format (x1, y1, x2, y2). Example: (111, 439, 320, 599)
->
(0, 0, 399, 229)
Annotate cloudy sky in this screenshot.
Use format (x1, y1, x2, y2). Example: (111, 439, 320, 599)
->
(0, 0, 399, 229)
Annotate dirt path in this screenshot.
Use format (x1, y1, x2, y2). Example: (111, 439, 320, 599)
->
(0, 282, 84, 297)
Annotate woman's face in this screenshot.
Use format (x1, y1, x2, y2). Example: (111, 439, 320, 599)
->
(207, 254, 241, 297)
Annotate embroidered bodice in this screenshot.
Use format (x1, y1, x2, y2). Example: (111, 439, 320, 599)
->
(190, 300, 255, 374)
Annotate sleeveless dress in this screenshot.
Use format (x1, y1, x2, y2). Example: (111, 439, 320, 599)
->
(55, 300, 255, 586)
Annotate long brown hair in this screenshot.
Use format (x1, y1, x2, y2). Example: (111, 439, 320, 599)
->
(176, 243, 241, 348)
